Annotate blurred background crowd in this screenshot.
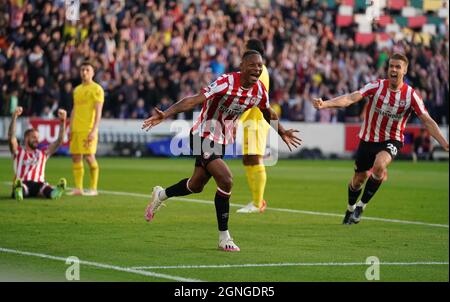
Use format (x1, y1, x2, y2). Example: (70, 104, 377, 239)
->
(0, 0, 448, 124)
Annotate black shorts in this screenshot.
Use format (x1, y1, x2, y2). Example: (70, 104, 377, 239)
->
(354, 140, 403, 172)
(189, 132, 226, 170)
(11, 181, 51, 198)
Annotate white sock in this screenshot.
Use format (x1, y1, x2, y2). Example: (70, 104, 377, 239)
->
(219, 230, 230, 241)
(356, 200, 367, 209)
(347, 204, 356, 212)
(158, 189, 168, 201)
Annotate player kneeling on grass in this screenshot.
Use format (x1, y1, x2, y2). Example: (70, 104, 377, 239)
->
(313, 53, 449, 225)
(142, 50, 302, 251)
(8, 106, 68, 201)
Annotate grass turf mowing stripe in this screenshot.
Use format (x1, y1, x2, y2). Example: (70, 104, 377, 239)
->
(94, 188, 449, 229)
(1, 182, 447, 228)
(0, 247, 204, 282)
(129, 262, 449, 270)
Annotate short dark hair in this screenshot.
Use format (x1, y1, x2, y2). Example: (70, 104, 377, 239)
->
(24, 128, 37, 138)
(246, 39, 265, 57)
(390, 53, 409, 66)
(242, 50, 261, 60)
(80, 60, 96, 71)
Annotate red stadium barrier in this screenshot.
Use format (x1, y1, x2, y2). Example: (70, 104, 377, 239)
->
(345, 124, 424, 154)
(29, 118, 70, 147)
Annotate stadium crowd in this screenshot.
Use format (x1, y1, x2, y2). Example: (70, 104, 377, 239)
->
(0, 0, 448, 124)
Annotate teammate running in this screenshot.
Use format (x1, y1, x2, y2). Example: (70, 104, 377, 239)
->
(313, 53, 449, 224)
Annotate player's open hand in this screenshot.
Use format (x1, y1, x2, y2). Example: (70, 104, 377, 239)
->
(84, 131, 96, 149)
(281, 129, 302, 152)
(57, 109, 67, 121)
(13, 106, 23, 117)
(312, 98, 325, 110)
(142, 108, 166, 131)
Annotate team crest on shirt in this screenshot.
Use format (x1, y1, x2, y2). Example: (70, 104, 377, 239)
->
(248, 97, 257, 106)
(203, 152, 211, 159)
(399, 100, 406, 106)
(24, 156, 38, 166)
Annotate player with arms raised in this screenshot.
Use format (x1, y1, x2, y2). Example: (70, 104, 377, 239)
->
(142, 50, 302, 251)
(8, 106, 68, 200)
(313, 53, 449, 224)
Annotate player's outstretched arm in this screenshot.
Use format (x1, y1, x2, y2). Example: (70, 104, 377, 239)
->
(142, 93, 206, 131)
(46, 109, 67, 157)
(8, 106, 23, 155)
(261, 107, 302, 152)
(419, 113, 449, 152)
(313, 91, 363, 110)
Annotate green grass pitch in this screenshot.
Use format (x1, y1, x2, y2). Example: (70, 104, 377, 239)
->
(0, 157, 448, 282)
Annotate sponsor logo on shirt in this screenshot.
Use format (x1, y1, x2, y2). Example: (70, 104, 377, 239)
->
(219, 103, 246, 115)
(374, 107, 403, 120)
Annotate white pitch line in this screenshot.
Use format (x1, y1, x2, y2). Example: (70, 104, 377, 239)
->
(0, 247, 204, 282)
(95, 188, 449, 229)
(130, 261, 450, 270)
(2, 182, 448, 228)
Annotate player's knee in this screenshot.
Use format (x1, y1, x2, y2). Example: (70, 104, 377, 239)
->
(72, 155, 82, 163)
(353, 178, 365, 189)
(372, 165, 386, 179)
(85, 155, 96, 164)
(243, 155, 260, 166)
(218, 176, 233, 192)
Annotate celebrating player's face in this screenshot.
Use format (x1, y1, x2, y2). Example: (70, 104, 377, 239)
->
(26, 131, 39, 150)
(240, 54, 263, 87)
(80, 65, 94, 82)
(388, 59, 407, 86)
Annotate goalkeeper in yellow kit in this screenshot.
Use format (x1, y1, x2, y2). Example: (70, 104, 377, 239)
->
(68, 60, 104, 196)
(237, 39, 270, 213)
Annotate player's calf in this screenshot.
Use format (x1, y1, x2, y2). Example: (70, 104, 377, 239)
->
(187, 179, 205, 193)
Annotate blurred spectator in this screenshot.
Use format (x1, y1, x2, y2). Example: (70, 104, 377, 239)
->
(30, 76, 49, 117)
(413, 128, 433, 162)
(59, 81, 73, 113)
(0, 0, 447, 126)
(288, 98, 304, 122)
(131, 98, 148, 119)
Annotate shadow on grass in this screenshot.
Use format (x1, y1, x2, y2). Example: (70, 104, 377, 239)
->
(0, 195, 14, 202)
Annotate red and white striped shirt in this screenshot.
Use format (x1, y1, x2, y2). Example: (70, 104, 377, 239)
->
(192, 72, 270, 144)
(13, 146, 48, 183)
(358, 79, 428, 143)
